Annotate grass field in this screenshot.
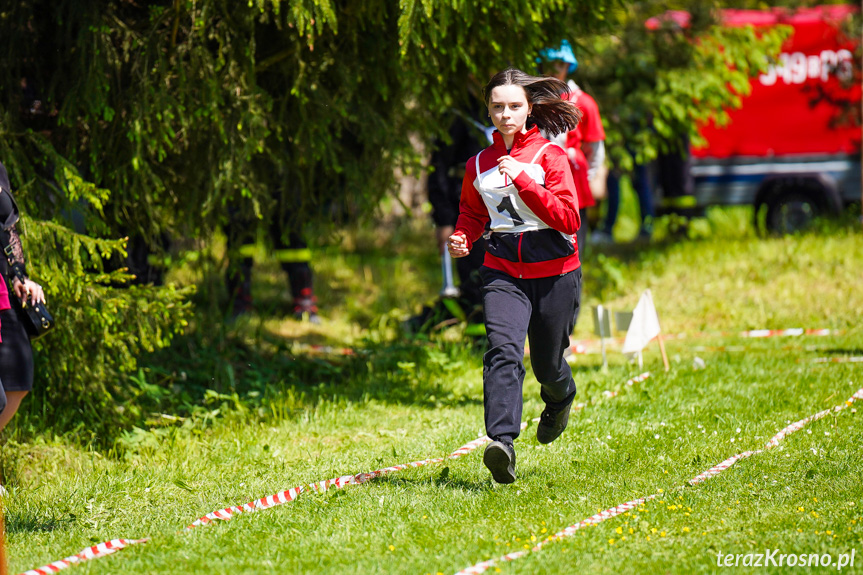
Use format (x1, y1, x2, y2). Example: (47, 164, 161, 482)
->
(3, 206, 863, 574)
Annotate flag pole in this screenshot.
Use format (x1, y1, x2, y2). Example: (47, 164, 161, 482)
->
(645, 290, 670, 372)
(657, 333, 670, 372)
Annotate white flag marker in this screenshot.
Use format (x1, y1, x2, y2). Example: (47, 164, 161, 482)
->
(622, 290, 669, 371)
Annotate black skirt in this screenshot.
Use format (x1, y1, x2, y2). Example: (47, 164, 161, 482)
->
(0, 306, 34, 392)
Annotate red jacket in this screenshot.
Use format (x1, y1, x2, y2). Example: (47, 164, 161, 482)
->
(454, 126, 581, 279)
(564, 87, 605, 209)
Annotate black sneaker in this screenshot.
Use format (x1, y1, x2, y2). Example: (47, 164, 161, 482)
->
(536, 403, 572, 444)
(483, 440, 516, 484)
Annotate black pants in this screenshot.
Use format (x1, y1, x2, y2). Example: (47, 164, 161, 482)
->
(225, 218, 313, 302)
(480, 266, 580, 443)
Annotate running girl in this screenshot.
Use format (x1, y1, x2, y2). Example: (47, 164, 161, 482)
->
(448, 68, 582, 484)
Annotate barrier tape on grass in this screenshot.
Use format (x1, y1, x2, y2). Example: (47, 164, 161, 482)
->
(16, 434, 498, 575)
(186, 428, 518, 529)
(452, 386, 863, 575)
(806, 357, 863, 364)
(292, 343, 356, 356)
(190, 374, 650, 528)
(18, 373, 651, 575)
(570, 327, 838, 355)
(21, 539, 149, 575)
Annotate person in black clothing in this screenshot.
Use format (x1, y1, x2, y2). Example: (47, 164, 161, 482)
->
(656, 135, 697, 217)
(427, 101, 493, 310)
(404, 98, 493, 335)
(225, 195, 319, 323)
(0, 162, 45, 432)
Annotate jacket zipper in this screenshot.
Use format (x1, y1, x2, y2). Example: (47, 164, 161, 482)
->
(517, 233, 524, 278)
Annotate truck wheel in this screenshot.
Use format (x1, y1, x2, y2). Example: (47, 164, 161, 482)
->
(764, 192, 820, 235)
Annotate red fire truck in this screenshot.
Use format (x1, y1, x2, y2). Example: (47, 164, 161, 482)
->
(661, 5, 861, 233)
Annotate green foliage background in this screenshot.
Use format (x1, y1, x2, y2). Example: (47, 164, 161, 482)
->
(0, 0, 802, 439)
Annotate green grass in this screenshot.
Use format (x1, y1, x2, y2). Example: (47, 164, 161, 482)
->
(3, 207, 863, 574)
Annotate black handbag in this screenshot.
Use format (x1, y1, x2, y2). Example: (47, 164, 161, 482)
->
(11, 292, 55, 339)
(0, 184, 56, 339)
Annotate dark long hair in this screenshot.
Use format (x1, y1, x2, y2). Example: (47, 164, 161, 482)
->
(482, 68, 582, 137)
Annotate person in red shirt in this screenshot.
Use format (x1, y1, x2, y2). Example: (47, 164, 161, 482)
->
(540, 40, 607, 252)
(447, 68, 582, 484)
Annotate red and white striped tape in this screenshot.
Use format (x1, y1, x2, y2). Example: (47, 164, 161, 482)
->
(187, 431, 506, 529)
(570, 327, 839, 355)
(17, 373, 652, 575)
(452, 386, 863, 575)
(189, 375, 653, 528)
(806, 356, 863, 364)
(739, 328, 835, 338)
(17, 433, 500, 575)
(21, 539, 148, 575)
